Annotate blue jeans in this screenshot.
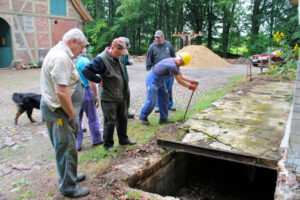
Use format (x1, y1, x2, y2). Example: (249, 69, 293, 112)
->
(156, 76, 174, 108)
(140, 70, 169, 120)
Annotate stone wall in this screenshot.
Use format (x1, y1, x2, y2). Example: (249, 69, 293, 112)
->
(286, 63, 300, 173)
(0, 0, 83, 66)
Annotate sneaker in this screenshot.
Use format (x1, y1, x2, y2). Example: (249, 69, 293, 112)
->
(77, 146, 82, 151)
(168, 107, 176, 111)
(159, 119, 175, 124)
(154, 108, 159, 113)
(139, 117, 150, 126)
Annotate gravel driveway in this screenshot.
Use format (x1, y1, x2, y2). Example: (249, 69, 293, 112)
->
(128, 62, 260, 115)
(0, 61, 261, 198)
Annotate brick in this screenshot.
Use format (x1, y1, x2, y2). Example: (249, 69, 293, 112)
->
(294, 98, 300, 105)
(13, 16, 24, 31)
(25, 32, 35, 48)
(37, 33, 50, 48)
(14, 32, 25, 48)
(296, 81, 300, 89)
(292, 112, 300, 120)
(35, 3, 48, 14)
(290, 134, 300, 144)
(51, 19, 79, 45)
(293, 104, 300, 112)
(13, 0, 23, 11)
(68, 7, 80, 18)
(0, 0, 9, 9)
(289, 142, 300, 152)
(290, 119, 300, 133)
(294, 89, 300, 97)
(286, 163, 296, 171)
(35, 17, 49, 32)
(294, 158, 300, 167)
(296, 166, 300, 174)
(23, 2, 32, 13)
(31, 50, 36, 60)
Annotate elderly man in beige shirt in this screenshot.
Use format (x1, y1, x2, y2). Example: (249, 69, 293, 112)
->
(40, 28, 89, 198)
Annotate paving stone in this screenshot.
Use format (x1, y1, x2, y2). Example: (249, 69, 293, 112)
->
(2, 168, 12, 175)
(3, 141, 15, 147)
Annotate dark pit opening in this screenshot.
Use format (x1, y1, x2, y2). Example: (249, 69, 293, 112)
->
(131, 152, 277, 200)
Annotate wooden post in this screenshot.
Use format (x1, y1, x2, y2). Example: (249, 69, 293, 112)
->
(268, 47, 271, 69)
(260, 59, 263, 74)
(249, 61, 253, 81)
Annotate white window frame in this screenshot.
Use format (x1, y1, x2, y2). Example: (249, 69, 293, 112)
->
(24, 16, 33, 32)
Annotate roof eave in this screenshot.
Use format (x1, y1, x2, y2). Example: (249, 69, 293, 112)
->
(71, 0, 94, 22)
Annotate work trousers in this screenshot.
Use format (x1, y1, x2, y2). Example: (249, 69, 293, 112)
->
(77, 87, 102, 148)
(140, 70, 169, 120)
(101, 100, 129, 148)
(156, 76, 175, 108)
(40, 81, 83, 195)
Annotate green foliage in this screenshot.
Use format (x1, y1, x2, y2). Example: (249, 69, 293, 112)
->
(248, 34, 272, 56)
(266, 31, 299, 75)
(16, 190, 38, 200)
(126, 190, 141, 200)
(82, 0, 298, 57)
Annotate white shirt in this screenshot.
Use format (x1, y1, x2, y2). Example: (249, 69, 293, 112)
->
(40, 41, 79, 111)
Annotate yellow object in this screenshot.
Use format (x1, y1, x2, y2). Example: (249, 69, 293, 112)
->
(1, 38, 5, 46)
(57, 118, 63, 126)
(179, 52, 192, 66)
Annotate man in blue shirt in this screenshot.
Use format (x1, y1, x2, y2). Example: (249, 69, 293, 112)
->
(139, 52, 198, 126)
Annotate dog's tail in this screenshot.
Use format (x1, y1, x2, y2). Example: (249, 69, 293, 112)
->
(12, 93, 24, 105)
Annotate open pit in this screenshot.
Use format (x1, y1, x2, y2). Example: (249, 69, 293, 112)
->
(128, 151, 277, 200)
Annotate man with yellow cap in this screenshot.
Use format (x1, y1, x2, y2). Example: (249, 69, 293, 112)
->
(139, 52, 198, 126)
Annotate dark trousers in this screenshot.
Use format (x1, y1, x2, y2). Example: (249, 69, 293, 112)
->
(126, 90, 131, 115)
(101, 100, 129, 148)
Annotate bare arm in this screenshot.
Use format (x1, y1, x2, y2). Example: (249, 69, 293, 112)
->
(180, 73, 194, 83)
(54, 84, 75, 120)
(174, 72, 197, 89)
(89, 81, 98, 96)
(174, 73, 190, 88)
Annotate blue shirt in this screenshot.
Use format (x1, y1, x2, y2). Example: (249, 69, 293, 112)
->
(153, 57, 180, 77)
(76, 55, 90, 87)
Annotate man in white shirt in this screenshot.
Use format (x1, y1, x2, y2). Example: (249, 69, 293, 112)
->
(40, 28, 89, 198)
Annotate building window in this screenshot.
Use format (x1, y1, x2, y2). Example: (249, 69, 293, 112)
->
(50, 0, 66, 16)
(24, 16, 33, 32)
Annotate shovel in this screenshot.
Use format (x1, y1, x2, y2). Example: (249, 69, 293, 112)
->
(183, 81, 199, 120)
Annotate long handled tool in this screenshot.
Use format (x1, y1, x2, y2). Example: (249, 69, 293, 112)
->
(183, 82, 198, 120)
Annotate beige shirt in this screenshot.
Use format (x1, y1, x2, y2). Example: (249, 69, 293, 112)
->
(40, 41, 79, 111)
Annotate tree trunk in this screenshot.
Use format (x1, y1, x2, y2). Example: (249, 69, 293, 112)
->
(222, 2, 236, 58)
(250, 0, 267, 46)
(207, 0, 214, 49)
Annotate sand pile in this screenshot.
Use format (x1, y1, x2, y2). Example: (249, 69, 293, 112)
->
(176, 45, 230, 68)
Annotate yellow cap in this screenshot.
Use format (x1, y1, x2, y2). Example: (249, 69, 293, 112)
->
(179, 52, 191, 66)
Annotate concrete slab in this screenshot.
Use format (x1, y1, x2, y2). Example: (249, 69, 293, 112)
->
(182, 80, 294, 160)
